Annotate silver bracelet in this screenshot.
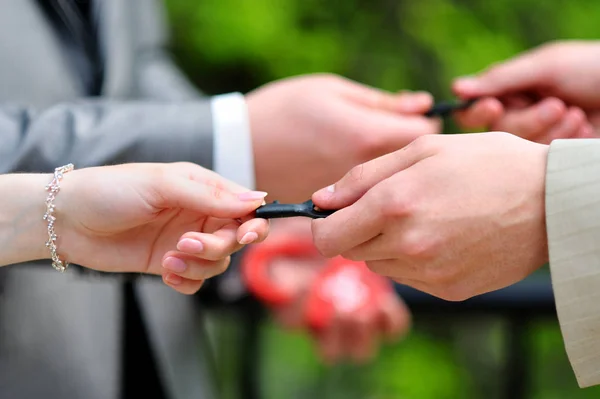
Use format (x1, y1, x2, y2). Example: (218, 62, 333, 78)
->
(43, 164, 75, 272)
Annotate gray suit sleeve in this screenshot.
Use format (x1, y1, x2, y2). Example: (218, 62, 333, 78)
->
(0, 100, 213, 173)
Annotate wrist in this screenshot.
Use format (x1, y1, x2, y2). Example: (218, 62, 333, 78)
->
(0, 173, 53, 266)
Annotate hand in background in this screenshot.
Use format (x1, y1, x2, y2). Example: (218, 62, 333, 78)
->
(247, 73, 441, 203)
(312, 133, 549, 301)
(52, 162, 269, 294)
(242, 218, 410, 364)
(453, 40, 600, 143)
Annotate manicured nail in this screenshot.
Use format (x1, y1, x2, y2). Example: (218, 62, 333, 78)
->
(177, 238, 204, 253)
(238, 191, 268, 201)
(239, 231, 258, 245)
(164, 273, 183, 286)
(163, 256, 187, 273)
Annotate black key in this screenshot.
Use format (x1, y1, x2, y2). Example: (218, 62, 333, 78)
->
(255, 200, 336, 219)
(425, 98, 479, 117)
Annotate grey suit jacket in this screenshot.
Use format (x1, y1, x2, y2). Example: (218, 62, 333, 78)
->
(0, 1, 218, 398)
(546, 139, 600, 388)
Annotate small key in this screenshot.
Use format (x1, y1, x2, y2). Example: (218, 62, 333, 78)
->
(425, 98, 479, 118)
(255, 199, 336, 219)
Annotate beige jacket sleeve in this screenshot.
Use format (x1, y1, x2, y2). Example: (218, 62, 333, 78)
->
(546, 138, 600, 387)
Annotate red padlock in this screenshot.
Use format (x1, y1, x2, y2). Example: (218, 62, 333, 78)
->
(242, 236, 394, 334)
(241, 236, 321, 308)
(304, 256, 393, 333)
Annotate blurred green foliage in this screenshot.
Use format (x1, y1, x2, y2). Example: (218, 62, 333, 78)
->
(164, 0, 600, 397)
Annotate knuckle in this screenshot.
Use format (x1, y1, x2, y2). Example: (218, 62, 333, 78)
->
(354, 135, 380, 158)
(397, 233, 439, 260)
(408, 134, 437, 153)
(209, 185, 224, 201)
(399, 238, 437, 260)
(379, 187, 413, 219)
(345, 163, 366, 186)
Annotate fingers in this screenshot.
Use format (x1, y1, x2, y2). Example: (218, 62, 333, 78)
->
(351, 106, 441, 156)
(162, 272, 206, 295)
(159, 175, 268, 219)
(585, 111, 600, 136)
(535, 106, 589, 144)
(491, 97, 566, 140)
(163, 253, 231, 281)
(394, 91, 435, 114)
(177, 224, 243, 261)
(453, 48, 551, 98)
(312, 190, 384, 258)
(345, 82, 434, 114)
(312, 136, 437, 211)
(237, 218, 270, 245)
(455, 97, 504, 129)
(161, 219, 267, 293)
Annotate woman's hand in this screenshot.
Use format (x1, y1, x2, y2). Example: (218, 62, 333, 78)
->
(37, 162, 268, 294)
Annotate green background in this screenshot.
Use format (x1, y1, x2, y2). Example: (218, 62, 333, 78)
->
(164, 0, 600, 397)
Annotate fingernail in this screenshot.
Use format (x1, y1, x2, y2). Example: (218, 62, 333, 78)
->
(454, 77, 479, 93)
(539, 102, 561, 123)
(164, 273, 183, 286)
(314, 184, 335, 198)
(177, 238, 204, 253)
(163, 256, 187, 273)
(238, 191, 268, 201)
(239, 231, 258, 245)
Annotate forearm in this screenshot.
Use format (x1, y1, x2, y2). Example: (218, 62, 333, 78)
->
(0, 173, 51, 266)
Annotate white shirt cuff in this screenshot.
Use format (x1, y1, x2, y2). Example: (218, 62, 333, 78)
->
(210, 93, 255, 190)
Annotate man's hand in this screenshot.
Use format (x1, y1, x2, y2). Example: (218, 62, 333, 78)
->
(242, 218, 410, 363)
(247, 73, 441, 202)
(453, 40, 600, 143)
(311, 133, 549, 301)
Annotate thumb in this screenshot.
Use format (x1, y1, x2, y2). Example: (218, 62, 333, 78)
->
(160, 177, 268, 218)
(453, 50, 550, 98)
(312, 137, 437, 209)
